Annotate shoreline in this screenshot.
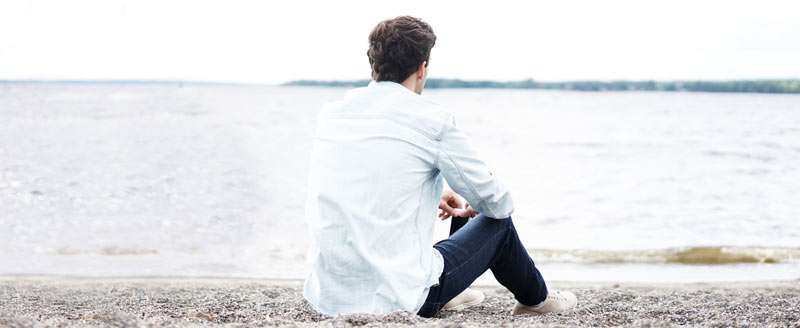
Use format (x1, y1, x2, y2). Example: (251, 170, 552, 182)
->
(2, 274, 799, 287)
(2, 276, 799, 327)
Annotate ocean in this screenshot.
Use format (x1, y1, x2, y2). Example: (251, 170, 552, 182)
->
(1, 82, 799, 283)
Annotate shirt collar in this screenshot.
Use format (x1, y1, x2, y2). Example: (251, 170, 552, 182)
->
(368, 80, 415, 94)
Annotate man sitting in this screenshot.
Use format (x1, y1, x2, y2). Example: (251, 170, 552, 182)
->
(302, 15, 577, 318)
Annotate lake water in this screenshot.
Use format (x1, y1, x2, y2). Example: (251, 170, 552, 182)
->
(1, 82, 799, 283)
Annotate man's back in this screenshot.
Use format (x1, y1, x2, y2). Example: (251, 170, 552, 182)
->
(303, 80, 451, 314)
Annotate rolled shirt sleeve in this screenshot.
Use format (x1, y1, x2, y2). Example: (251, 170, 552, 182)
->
(435, 114, 514, 219)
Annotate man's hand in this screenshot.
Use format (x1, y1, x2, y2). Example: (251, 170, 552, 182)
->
(438, 190, 478, 220)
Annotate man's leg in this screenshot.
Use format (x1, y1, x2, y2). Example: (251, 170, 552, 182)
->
(417, 214, 548, 317)
(438, 216, 482, 311)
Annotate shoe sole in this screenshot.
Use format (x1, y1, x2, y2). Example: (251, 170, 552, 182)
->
(511, 303, 578, 315)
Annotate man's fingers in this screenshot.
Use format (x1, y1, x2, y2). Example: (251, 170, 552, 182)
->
(448, 196, 465, 209)
(440, 197, 478, 220)
(439, 202, 455, 214)
(452, 208, 475, 218)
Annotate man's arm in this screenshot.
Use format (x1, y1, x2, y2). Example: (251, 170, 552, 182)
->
(435, 115, 514, 219)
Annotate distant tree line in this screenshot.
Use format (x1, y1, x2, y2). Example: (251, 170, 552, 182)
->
(283, 78, 800, 94)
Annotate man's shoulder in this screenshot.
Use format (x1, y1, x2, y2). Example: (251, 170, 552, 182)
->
(319, 88, 455, 140)
(390, 96, 454, 140)
(408, 96, 453, 122)
(396, 96, 453, 120)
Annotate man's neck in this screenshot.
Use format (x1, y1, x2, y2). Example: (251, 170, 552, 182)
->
(401, 77, 421, 95)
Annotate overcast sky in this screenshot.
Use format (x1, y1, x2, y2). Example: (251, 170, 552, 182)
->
(1, 0, 799, 84)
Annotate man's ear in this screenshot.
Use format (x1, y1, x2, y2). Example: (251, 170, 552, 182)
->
(417, 61, 427, 80)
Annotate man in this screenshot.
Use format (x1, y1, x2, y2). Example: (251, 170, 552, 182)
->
(303, 15, 577, 318)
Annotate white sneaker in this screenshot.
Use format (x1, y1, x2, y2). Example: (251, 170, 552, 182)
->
(511, 290, 577, 315)
(442, 288, 485, 311)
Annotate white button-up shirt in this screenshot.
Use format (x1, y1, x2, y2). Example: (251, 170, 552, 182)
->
(303, 79, 514, 315)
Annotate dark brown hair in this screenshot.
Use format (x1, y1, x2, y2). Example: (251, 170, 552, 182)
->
(367, 16, 436, 83)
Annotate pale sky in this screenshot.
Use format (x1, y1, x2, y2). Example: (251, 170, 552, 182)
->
(1, 0, 799, 84)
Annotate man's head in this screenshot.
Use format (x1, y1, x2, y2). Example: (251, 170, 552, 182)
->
(367, 16, 436, 94)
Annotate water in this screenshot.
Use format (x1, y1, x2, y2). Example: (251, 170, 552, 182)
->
(1, 82, 799, 282)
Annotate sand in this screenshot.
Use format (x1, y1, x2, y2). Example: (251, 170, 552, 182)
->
(1, 276, 799, 327)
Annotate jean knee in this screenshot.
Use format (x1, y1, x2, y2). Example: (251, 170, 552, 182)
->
(474, 214, 513, 235)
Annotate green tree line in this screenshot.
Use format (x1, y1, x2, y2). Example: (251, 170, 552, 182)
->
(283, 78, 800, 94)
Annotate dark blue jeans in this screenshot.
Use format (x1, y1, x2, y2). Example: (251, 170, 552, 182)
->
(416, 214, 549, 317)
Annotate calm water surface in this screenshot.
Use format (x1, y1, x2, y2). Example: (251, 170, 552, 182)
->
(1, 82, 798, 282)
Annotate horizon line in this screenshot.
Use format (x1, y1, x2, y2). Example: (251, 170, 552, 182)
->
(2, 77, 800, 86)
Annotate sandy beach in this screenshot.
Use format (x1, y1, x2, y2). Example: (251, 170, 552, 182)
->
(1, 277, 798, 327)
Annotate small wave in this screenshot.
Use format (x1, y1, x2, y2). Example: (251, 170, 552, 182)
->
(704, 150, 775, 163)
(545, 142, 605, 148)
(52, 246, 159, 256)
(530, 246, 799, 265)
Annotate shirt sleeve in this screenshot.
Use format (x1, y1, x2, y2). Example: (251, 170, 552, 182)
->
(435, 114, 514, 219)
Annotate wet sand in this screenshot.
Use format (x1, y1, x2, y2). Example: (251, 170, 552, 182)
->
(1, 276, 799, 327)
